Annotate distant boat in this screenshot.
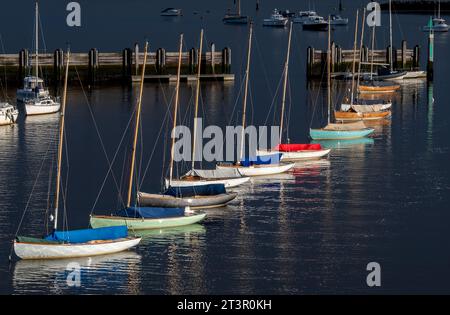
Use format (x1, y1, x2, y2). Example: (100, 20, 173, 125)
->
(0, 102, 18, 126)
(17, 1, 60, 115)
(329, 14, 348, 25)
(263, 9, 288, 27)
(293, 11, 318, 24)
(13, 51, 141, 260)
(358, 81, 401, 94)
(278, 9, 296, 18)
(423, 1, 449, 32)
(302, 16, 329, 31)
(223, 0, 248, 24)
(160, 8, 182, 16)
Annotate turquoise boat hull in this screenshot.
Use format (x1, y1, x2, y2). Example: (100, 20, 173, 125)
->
(309, 128, 374, 140)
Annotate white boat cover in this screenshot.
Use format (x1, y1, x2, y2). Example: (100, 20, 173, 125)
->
(340, 103, 392, 113)
(324, 121, 367, 131)
(184, 168, 242, 179)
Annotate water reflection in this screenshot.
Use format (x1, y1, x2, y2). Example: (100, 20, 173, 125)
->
(12, 251, 142, 294)
(313, 138, 375, 149)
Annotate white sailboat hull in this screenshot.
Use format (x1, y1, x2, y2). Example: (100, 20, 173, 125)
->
(256, 149, 331, 161)
(217, 163, 295, 177)
(25, 103, 60, 116)
(166, 176, 250, 189)
(13, 237, 141, 260)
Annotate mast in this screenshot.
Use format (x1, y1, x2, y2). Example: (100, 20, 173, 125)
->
(370, 24, 376, 80)
(191, 29, 204, 170)
(389, 0, 393, 72)
(327, 17, 332, 125)
(126, 42, 149, 208)
(350, 9, 359, 106)
(279, 21, 293, 144)
(169, 34, 184, 185)
(356, 9, 366, 96)
(239, 23, 253, 161)
(35, 1, 39, 82)
(53, 49, 70, 231)
(438, 0, 441, 19)
(237, 0, 241, 16)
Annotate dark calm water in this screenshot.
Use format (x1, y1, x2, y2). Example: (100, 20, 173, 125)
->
(1, 0, 450, 294)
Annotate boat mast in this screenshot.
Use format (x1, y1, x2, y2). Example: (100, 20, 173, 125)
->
(169, 34, 184, 185)
(191, 29, 203, 170)
(327, 17, 331, 125)
(237, 0, 241, 16)
(53, 49, 70, 231)
(370, 23, 376, 80)
(35, 1, 39, 83)
(279, 21, 293, 144)
(389, 0, 393, 72)
(350, 10, 359, 106)
(356, 9, 366, 96)
(239, 23, 253, 161)
(438, 0, 441, 19)
(126, 42, 149, 208)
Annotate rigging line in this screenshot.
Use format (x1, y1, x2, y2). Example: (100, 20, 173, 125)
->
(308, 61, 327, 128)
(0, 33, 8, 100)
(253, 33, 274, 97)
(139, 95, 172, 188)
(74, 67, 127, 207)
(226, 72, 245, 126)
(10, 136, 54, 259)
(60, 127, 70, 231)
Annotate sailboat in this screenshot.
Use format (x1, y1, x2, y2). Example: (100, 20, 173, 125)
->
(216, 23, 295, 176)
(223, 0, 248, 24)
(16, 1, 60, 115)
(358, 12, 401, 94)
(375, 0, 407, 81)
(13, 50, 141, 260)
(0, 102, 19, 126)
(310, 11, 375, 140)
(90, 41, 208, 228)
(256, 22, 331, 161)
(335, 10, 392, 122)
(165, 29, 250, 189)
(423, 0, 449, 32)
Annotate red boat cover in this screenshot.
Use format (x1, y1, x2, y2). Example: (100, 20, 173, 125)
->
(274, 143, 322, 152)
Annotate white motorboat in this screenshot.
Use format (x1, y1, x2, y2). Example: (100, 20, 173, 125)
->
(16, 76, 50, 102)
(329, 14, 348, 25)
(293, 11, 318, 24)
(160, 8, 182, 16)
(263, 9, 288, 27)
(423, 17, 449, 32)
(303, 16, 329, 31)
(0, 102, 19, 126)
(25, 96, 60, 116)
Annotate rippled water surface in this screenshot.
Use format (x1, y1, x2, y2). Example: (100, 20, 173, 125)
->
(1, 0, 450, 294)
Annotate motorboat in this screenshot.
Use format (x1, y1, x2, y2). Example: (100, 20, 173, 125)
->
(263, 9, 288, 27)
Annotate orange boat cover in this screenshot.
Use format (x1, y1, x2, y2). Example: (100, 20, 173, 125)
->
(274, 143, 322, 152)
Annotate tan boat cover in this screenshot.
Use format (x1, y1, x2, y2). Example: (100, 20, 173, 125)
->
(184, 168, 242, 179)
(324, 121, 367, 131)
(341, 103, 392, 113)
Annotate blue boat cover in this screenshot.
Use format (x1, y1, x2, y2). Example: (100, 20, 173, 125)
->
(164, 183, 226, 198)
(240, 153, 282, 167)
(117, 207, 185, 219)
(45, 226, 128, 244)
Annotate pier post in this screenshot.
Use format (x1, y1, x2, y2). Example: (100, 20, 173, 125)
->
(88, 48, 99, 86)
(401, 40, 407, 69)
(53, 49, 64, 86)
(224, 47, 231, 74)
(363, 46, 369, 62)
(18, 49, 29, 82)
(386, 45, 392, 68)
(427, 32, 434, 81)
(122, 48, 132, 82)
(134, 43, 139, 76)
(306, 46, 314, 79)
(156, 48, 166, 74)
(331, 42, 336, 73)
(210, 43, 216, 74)
(413, 45, 420, 69)
(189, 47, 197, 74)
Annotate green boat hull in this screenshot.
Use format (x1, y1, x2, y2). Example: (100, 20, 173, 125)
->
(90, 213, 206, 230)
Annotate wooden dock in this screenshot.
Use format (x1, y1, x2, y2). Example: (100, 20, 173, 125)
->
(0, 43, 233, 86)
(306, 41, 421, 79)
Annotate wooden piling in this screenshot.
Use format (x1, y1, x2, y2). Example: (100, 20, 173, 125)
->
(18, 49, 29, 82)
(53, 49, 64, 86)
(427, 32, 434, 81)
(88, 48, 99, 85)
(210, 43, 216, 73)
(413, 45, 420, 69)
(122, 48, 132, 82)
(401, 40, 407, 69)
(134, 43, 139, 76)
